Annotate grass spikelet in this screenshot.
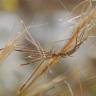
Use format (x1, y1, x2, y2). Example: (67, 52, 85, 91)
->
(18, 5, 96, 96)
(0, 40, 15, 64)
(0, 18, 34, 64)
(0, 0, 96, 96)
(0, 29, 26, 64)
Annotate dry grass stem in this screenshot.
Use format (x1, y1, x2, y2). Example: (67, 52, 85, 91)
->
(19, 4, 96, 96)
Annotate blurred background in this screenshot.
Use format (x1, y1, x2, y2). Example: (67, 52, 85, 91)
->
(0, 0, 96, 96)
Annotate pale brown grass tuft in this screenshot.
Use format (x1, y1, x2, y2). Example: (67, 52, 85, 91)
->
(19, 4, 96, 96)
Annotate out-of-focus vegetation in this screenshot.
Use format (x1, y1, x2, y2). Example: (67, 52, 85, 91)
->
(0, 0, 18, 11)
(0, 0, 96, 96)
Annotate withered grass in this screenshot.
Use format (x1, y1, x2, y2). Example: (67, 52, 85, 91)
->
(19, 4, 96, 96)
(0, 0, 96, 96)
